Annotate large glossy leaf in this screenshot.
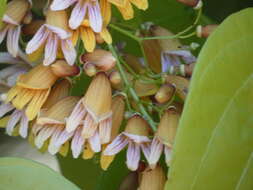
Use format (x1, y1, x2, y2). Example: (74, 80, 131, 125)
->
(0, 157, 80, 190)
(165, 8, 253, 190)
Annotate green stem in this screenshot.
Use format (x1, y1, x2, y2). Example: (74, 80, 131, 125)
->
(108, 44, 157, 132)
(109, 24, 140, 42)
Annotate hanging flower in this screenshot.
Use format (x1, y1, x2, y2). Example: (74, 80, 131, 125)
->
(66, 72, 112, 152)
(50, 0, 103, 33)
(148, 108, 180, 168)
(26, 10, 77, 66)
(0, 0, 31, 57)
(103, 115, 151, 171)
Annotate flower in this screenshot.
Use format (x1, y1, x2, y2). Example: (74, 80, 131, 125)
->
(26, 10, 77, 66)
(50, 0, 103, 32)
(100, 95, 125, 170)
(109, 0, 148, 20)
(148, 108, 180, 168)
(103, 115, 151, 171)
(0, 0, 31, 57)
(33, 96, 80, 155)
(71, 19, 112, 52)
(66, 72, 112, 151)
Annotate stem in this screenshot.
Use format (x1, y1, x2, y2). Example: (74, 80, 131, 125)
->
(108, 44, 157, 131)
(109, 24, 140, 42)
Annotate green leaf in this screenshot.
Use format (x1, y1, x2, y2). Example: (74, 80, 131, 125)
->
(0, 0, 6, 27)
(0, 157, 80, 190)
(165, 8, 253, 190)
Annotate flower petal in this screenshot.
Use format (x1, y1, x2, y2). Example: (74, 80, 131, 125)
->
(0, 26, 9, 44)
(43, 33, 59, 66)
(99, 117, 112, 144)
(88, 1, 102, 33)
(0, 103, 14, 117)
(123, 132, 150, 143)
(126, 142, 140, 171)
(35, 126, 58, 149)
(7, 26, 21, 57)
(50, 0, 77, 10)
(80, 27, 96, 52)
(164, 146, 172, 166)
(26, 25, 49, 54)
(61, 39, 77, 66)
(103, 134, 128, 155)
(6, 109, 22, 136)
(69, 1, 88, 29)
(141, 143, 150, 161)
(82, 114, 98, 138)
(45, 24, 70, 39)
(71, 127, 85, 158)
(148, 137, 163, 169)
(19, 113, 29, 138)
(88, 131, 101, 152)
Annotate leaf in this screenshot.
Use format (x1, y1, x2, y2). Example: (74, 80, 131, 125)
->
(0, 157, 80, 190)
(0, 0, 6, 27)
(165, 8, 253, 190)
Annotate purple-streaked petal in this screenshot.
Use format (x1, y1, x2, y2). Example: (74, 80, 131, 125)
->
(0, 26, 9, 44)
(69, 1, 88, 29)
(88, 131, 101, 153)
(0, 65, 25, 79)
(7, 25, 21, 57)
(82, 114, 98, 138)
(161, 53, 181, 72)
(88, 1, 102, 33)
(126, 142, 140, 171)
(32, 124, 43, 135)
(61, 39, 77, 66)
(99, 117, 112, 144)
(35, 126, 58, 148)
(54, 130, 74, 147)
(7, 69, 27, 87)
(103, 134, 129, 155)
(141, 143, 150, 161)
(164, 146, 172, 166)
(26, 25, 49, 54)
(66, 99, 86, 132)
(6, 109, 22, 136)
(19, 113, 29, 138)
(71, 127, 85, 158)
(164, 50, 196, 64)
(0, 52, 23, 64)
(123, 132, 150, 144)
(148, 137, 163, 169)
(50, 0, 77, 10)
(45, 24, 70, 39)
(2, 15, 18, 25)
(43, 33, 58, 66)
(0, 103, 14, 117)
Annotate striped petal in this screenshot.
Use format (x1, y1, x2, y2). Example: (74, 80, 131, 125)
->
(148, 137, 163, 169)
(80, 27, 96, 52)
(61, 39, 77, 66)
(71, 127, 85, 158)
(0, 103, 14, 117)
(99, 117, 112, 144)
(50, 0, 77, 10)
(103, 134, 128, 155)
(7, 26, 21, 57)
(43, 33, 59, 66)
(6, 109, 22, 136)
(126, 142, 140, 171)
(69, 1, 88, 29)
(88, 131, 101, 152)
(88, 1, 102, 33)
(19, 113, 29, 138)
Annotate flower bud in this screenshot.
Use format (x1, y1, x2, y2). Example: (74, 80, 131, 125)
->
(155, 84, 175, 104)
(4, 0, 30, 25)
(83, 63, 97, 77)
(22, 20, 45, 36)
(51, 60, 80, 77)
(156, 108, 180, 147)
(134, 79, 159, 97)
(124, 115, 150, 137)
(123, 54, 145, 74)
(109, 71, 121, 86)
(165, 75, 189, 101)
(197, 24, 218, 38)
(22, 11, 32, 24)
(80, 49, 116, 72)
(176, 0, 200, 7)
(139, 165, 166, 190)
(119, 172, 139, 190)
(46, 10, 69, 32)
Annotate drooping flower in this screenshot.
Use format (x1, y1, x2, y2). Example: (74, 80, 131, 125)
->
(100, 95, 125, 170)
(26, 10, 77, 66)
(0, 0, 31, 57)
(148, 108, 180, 168)
(66, 72, 112, 152)
(50, 0, 103, 32)
(103, 115, 151, 171)
(71, 19, 112, 52)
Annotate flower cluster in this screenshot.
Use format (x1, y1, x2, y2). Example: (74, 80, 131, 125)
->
(0, 0, 213, 185)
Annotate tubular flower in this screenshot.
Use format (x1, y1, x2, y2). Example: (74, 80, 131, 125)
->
(100, 95, 125, 170)
(50, 0, 103, 32)
(148, 108, 180, 168)
(26, 10, 77, 66)
(71, 19, 112, 52)
(108, 0, 148, 20)
(0, 0, 31, 57)
(103, 115, 151, 171)
(66, 72, 112, 152)
(33, 96, 81, 155)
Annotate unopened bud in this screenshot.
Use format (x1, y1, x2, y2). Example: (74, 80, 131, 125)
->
(119, 172, 139, 190)
(22, 11, 32, 24)
(125, 115, 150, 136)
(165, 75, 189, 101)
(197, 24, 218, 38)
(123, 54, 145, 74)
(80, 49, 116, 72)
(139, 165, 166, 190)
(109, 71, 121, 85)
(46, 10, 69, 32)
(4, 0, 30, 24)
(134, 79, 159, 97)
(22, 20, 45, 35)
(83, 63, 97, 77)
(155, 84, 175, 104)
(51, 60, 80, 77)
